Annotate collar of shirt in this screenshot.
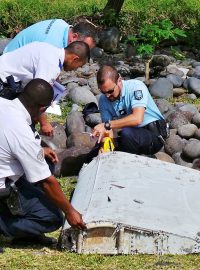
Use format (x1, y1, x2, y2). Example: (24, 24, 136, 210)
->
(12, 98, 32, 126)
(60, 48, 65, 69)
(120, 80, 126, 98)
(114, 80, 126, 105)
(64, 25, 73, 47)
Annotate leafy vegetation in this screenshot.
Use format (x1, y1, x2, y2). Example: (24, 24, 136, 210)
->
(1, 0, 200, 268)
(47, 99, 74, 124)
(127, 19, 187, 56)
(170, 47, 186, 60)
(0, 0, 200, 43)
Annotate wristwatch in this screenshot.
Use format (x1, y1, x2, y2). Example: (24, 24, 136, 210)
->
(104, 121, 111, 130)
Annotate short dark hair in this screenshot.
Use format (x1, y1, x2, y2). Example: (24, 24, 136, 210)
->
(20, 78, 54, 107)
(72, 22, 97, 43)
(65, 41, 90, 62)
(97, 65, 119, 86)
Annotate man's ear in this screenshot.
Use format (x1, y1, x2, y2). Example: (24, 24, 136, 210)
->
(72, 54, 80, 61)
(71, 32, 79, 42)
(118, 76, 123, 88)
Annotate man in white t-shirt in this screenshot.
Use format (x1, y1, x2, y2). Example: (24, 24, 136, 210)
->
(3, 19, 96, 53)
(0, 79, 85, 246)
(0, 40, 90, 136)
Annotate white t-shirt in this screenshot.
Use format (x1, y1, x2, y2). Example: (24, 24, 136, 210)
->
(0, 41, 65, 87)
(0, 98, 51, 188)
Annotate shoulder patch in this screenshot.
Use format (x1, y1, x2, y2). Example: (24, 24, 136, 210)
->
(134, 90, 143, 100)
(37, 149, 44, 161)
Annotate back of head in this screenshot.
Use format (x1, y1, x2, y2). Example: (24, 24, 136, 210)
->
(97, 65, 119, 86)
(73, 22, 97, 43)
(65, 41, 90, 63)
(20, 79, 54, 108)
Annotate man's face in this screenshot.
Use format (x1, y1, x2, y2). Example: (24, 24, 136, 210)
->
(82, 37, 95, 49)
(69, 32, 95, 49)
(63, 54, 86, 71)
(100, 77, 122, 102)
(31, 100, 52, 121)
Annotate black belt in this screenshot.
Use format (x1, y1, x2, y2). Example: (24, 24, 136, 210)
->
(144, 120, 160, 135)
(144, 119, 168, 139)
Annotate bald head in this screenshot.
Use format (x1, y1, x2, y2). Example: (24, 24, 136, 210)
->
(19, 79, 53, 118)
(97, 65, 119, 87)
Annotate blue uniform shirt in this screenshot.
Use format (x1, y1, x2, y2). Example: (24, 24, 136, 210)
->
(4, 19, 70, 53)
(99, 79, 164, 127)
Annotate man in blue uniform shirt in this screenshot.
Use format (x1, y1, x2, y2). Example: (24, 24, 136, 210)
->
(92, 65, 167, 155)
(3, 19, 96, 53)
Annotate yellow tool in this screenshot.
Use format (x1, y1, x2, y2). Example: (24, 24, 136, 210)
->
(102, 136, 115, 152)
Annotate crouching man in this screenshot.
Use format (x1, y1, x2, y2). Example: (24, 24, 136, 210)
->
(92, 65, 168, 156)
(0, 79, 85, 247)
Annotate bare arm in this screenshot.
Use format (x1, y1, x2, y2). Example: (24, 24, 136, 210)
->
(38, 113, 53, 137)
(110, 107, 145, 129)
(92, 107, 145, 143)
(41, 175, 85, 230)
(43, 147, 59, 164)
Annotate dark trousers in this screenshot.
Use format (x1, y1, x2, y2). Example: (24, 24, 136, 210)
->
(0, 177, 63, 238)
(117, 127, 163, 155)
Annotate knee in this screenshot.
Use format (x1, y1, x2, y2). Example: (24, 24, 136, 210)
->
(40, 207, 64, 231)
(120, 127, 133, 140)
(48, 209, 64, 230)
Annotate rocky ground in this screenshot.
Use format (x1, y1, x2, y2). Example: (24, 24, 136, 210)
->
(1, 26, 200, 176)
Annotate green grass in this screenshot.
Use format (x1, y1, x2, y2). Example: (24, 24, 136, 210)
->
(0, 0, 107, 36)
(2, 251, 200, 270)
(1, 0, 200, 267)
(0, 0, 200, 39)
(47, 99, 74, 124)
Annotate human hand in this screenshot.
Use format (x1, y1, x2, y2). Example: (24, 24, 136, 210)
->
(40, 123, 54, 137)
(43, 147, 59, 164)
(92, 123, 107, 143)
(65, 207, 86, 230)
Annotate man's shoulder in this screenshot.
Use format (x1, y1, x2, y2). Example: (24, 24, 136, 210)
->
(0, 99, 28, 125)
(123, 79, 148, 93)
(0, 98, 17, 115)
(26, 19, 68, 30)
(124, 79, 146, 87)
(99, 94, 109, 105)
(20, 42, 62, 56)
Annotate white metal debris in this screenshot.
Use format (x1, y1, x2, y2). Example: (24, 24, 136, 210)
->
(60, 152, 200, 254)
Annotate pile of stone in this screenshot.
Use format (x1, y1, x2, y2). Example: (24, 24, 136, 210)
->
(1, 31, 200, 176)
(45, 51, 200, 176)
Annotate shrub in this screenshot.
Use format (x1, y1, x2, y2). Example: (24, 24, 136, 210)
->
(127, 19, 187, 56)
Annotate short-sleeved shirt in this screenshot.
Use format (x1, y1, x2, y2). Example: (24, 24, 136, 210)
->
(0, 98, 51, 189)
(3, 19, 70, 53)
(0, 41, 64, 87)
(99, 79, 164, 127)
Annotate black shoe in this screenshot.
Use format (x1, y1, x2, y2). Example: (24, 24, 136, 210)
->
(37, 235, 58, 246)
(12, 234, 57, 247)
(0, 247, 3, 253)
